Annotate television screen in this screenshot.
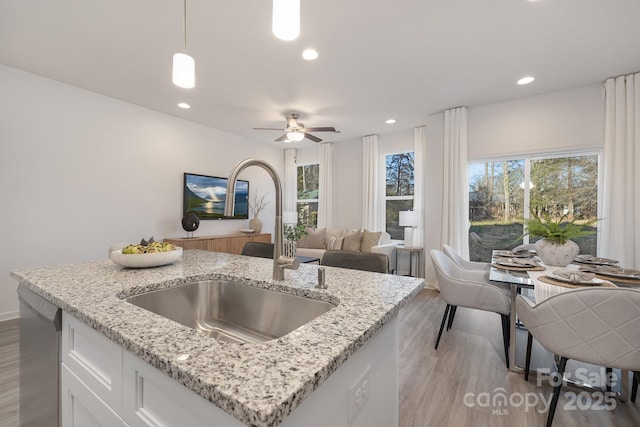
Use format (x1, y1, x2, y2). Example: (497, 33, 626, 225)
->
(183, 173, 249, 220)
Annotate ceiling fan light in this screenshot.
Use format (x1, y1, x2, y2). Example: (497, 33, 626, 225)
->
(173, 53, 195, 88)
(287, 131, 305, 142)
(272, 0, 300, 41)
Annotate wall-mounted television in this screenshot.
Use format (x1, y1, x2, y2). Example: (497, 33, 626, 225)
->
(183, 172, 249, 220)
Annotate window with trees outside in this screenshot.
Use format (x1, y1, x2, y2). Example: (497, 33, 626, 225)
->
(468, 154, 599, 262)
(386, 152, 415, 239)
(297, 164, 319, 227)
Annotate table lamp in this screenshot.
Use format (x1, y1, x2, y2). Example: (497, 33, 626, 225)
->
(399, 210, 418, 247)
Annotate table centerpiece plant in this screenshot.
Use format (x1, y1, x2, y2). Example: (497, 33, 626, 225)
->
(283, 223, 307, 258)
(524, 211, 597, 267)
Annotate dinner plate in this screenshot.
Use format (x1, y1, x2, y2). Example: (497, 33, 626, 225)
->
(494, 250, 532, 259)
(573, 255, 619, 265)
(110, 247, 183, 268)
(497, 259, 537, 268)
(549, 274, 600, 285)
(594, 268, 640, 279)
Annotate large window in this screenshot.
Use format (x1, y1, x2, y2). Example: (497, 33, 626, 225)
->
(385, 152, 415, 239)
(468, 154, 599, 261)
(297, 164, 319, 227)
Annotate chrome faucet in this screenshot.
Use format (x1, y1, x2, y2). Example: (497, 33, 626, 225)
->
(224, 158, 300, 281)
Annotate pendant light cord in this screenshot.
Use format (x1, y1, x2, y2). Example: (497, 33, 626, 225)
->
(183, 0, 188, 54)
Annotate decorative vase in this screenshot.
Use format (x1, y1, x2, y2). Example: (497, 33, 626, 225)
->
(249, 216, 263, 233)
(283, 240, 297, 258)
(534, 238, 580, 267)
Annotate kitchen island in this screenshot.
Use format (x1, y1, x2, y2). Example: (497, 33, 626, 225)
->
(12, 249, 424, 427)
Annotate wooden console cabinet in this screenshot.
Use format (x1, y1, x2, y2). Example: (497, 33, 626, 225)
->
(163, 233, 271, 255)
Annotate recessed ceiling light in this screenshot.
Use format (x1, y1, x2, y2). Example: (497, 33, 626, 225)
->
(302, 49, 318, 61)
(517, 76, 535, 85)
(385, 119, 396, 124)
(177, 102, 191, 109)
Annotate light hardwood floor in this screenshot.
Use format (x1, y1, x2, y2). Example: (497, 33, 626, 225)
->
(1, 290, 638, 427)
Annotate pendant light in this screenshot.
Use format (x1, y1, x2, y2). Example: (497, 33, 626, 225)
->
(173, 0, 195, 88)
(272, 0, 300, 41)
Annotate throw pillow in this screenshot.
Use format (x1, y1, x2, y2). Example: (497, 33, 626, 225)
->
(342, 230, 363, 251)
(305, 227, 327, 249)
(360, 230, 382, 252)
(327, 236, 337, 250)
(333, 236, 344, 250)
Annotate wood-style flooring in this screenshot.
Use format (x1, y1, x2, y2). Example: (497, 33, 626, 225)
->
(1, 290, 639, 426)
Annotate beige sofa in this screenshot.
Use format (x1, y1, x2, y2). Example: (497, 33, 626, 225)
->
(295, 228, 399, 268)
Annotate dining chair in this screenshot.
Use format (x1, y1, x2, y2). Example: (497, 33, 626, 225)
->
(517, 288, 640, 427)
(321, 250, 389, 274)
(430, 249, 512, 368)
(442, 244, 490, 271)
(241, 242, 274, 259)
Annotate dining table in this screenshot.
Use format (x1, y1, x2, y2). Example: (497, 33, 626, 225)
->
(488, 250, 639, 399)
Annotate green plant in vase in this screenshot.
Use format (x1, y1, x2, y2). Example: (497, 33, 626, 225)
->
(284, 223, 307, 242)
(525, 211, 597, 266)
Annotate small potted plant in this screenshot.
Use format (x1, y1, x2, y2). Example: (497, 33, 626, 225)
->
(525, 211, 597, 266)
(283, 223, 307, 257)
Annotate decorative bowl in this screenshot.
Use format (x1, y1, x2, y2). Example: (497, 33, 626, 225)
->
(109, 247, 183, 268)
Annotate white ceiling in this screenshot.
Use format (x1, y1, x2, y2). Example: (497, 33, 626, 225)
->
(2, 0, 640, 147)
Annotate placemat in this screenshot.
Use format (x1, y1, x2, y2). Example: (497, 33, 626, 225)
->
(593, 274, 640, 285)
(491, 263, 545, 272)
(538, 275, 616, 289)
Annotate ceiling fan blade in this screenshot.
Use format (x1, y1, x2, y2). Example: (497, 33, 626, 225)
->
(253, 127, 284, 131)
(304, 133, 322, 143)
(304, 127, 337, 132)
(275, 134, 289, 142)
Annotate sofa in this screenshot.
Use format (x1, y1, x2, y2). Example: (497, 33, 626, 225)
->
(295, 228, 399, 269)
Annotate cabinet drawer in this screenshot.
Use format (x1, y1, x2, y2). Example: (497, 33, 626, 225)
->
(61, 363, 128, 427)
(62, 312, 123, 412)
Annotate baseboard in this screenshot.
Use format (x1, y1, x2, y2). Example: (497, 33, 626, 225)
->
(0, 310, 19, 322)
(423, 281, 438, 291)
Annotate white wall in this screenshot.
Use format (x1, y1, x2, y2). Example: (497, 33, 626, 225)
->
(0, 65, 283, 320)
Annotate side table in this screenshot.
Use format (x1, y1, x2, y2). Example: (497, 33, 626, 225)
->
(395, 245, 424, 278)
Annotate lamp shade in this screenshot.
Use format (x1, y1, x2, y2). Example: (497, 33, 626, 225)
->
(272, 0, 300, 41)
(283, 211, 297, 225)
(172, 53, 195, 88)
(399, 210, 418, 227)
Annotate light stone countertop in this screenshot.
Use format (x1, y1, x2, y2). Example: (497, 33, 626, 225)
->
(11, 249, 424, 427)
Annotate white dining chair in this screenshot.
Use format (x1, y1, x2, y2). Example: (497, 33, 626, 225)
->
(431, 250, 512, 368)
(517, 288, 640, 426)
(443, 244, 490, 271)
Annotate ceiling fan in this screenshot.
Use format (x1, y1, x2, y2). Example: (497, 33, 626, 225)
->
(253, 113, 340, 143)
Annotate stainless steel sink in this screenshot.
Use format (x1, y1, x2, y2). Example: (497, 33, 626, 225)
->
(126, 280, 336, 344)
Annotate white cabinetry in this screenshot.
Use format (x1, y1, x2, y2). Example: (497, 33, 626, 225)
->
(60, 311, 399, 427)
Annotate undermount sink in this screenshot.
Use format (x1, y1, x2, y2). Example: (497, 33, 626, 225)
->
(126, 280, 336, 344)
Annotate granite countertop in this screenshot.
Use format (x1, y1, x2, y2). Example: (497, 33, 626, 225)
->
(11, 250, 424, 427)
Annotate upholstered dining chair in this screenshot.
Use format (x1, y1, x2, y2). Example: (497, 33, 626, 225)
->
(430, 249, 512, 367)
(442, 244, 490, 271)
(241, 242, 274, 259)
(321, 250, 389, 274)
(517, 288, 640, 427)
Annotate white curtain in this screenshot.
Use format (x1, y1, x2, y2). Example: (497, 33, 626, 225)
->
(600, 73, 640, 268)
(283, 148, 297, 216)
(318, 143, 333, 228)
(441, 107, 470, 259)
(362, 134, 383, 231)
(413, 126, 426, 247)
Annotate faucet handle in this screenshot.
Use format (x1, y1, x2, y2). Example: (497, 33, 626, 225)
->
(277, 255, 300, 271)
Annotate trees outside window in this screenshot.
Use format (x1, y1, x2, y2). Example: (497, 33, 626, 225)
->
(385, 152, 414, 239)
(468, 154, 599, 261)
(297, 164, 319, 227)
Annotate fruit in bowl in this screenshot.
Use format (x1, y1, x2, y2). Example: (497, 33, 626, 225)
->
(110, 238, 182, 268)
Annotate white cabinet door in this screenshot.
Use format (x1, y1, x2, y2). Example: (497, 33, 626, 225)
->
(61, 363, 128, 427)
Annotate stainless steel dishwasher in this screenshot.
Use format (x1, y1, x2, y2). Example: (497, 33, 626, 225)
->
(18, 283, 62, 427)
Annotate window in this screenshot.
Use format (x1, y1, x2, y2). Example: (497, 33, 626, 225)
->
(297, 164, 319, 227)
(385, 152, 415, 239)
(468, 154, 599, 261)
